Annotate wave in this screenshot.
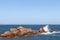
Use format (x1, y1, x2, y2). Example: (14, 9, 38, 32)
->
(40, 31, 60, 35)
(40, 25, 60, 35)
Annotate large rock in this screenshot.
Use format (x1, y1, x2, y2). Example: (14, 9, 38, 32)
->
(0, 26, 39, 38)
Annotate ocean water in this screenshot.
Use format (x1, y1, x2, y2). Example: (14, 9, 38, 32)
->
(0, 25, 60, 40)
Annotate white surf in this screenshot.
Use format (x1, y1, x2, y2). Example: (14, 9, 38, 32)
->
(41, 25, 60, 35)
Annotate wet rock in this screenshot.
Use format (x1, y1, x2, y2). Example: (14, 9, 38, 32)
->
(39, 28, 45, 33)
(0, 26, 40, 38)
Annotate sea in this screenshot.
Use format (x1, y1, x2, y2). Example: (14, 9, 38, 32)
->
(0, 25, 60, 40)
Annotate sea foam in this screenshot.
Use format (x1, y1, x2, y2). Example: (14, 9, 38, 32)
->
(40, 25, 60, 35)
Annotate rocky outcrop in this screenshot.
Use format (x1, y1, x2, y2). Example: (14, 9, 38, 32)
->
(0, 26, 50, 38)
(0, 26, 39, 38)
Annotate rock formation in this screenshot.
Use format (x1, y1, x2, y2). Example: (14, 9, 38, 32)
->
(0, 26, 38, 38)
(0, 25, 53, 38)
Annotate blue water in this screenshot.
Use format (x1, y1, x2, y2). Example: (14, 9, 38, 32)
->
(0, 25, 60, 40)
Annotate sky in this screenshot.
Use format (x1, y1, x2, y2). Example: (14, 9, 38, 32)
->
(0, 0, 60, 24)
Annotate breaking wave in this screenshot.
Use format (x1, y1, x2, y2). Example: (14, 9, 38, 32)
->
(40, 31, 60, 35)
(40, 25, 60, 35)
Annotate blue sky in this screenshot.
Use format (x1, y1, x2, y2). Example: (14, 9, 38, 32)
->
(0, 0, 60, 24)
